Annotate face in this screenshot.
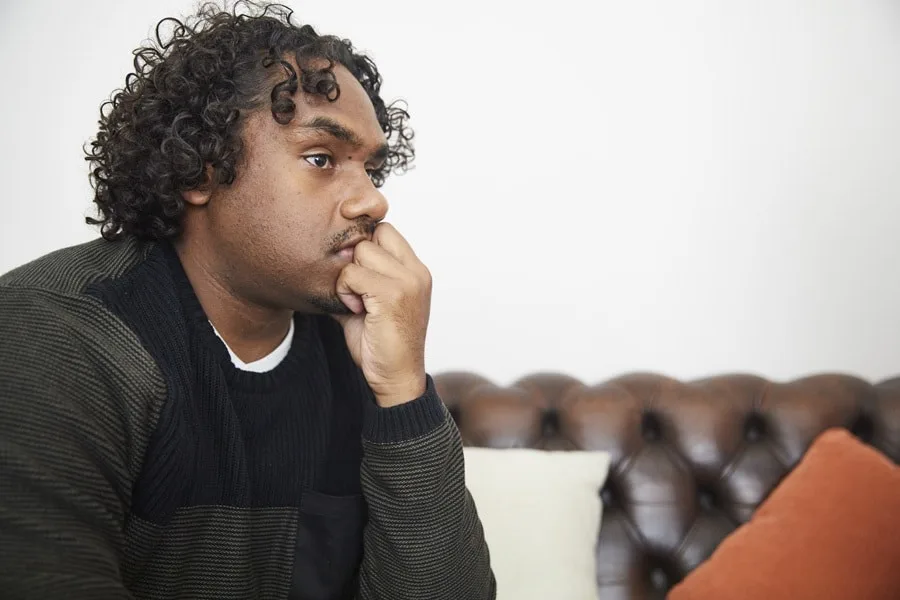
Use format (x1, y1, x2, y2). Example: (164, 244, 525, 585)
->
(189, 61, 390, 315)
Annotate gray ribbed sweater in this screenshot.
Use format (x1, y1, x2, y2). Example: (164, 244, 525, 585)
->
(0, 237, 495, 600)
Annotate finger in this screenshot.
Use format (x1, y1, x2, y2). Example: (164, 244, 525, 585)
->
(353, 240, 409, 279)
(335, 263, 393, 315)
(336, 292, 364, 315)
(372, 223, 420, 268)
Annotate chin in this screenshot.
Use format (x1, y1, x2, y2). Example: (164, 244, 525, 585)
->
(306, 293, 353, 316)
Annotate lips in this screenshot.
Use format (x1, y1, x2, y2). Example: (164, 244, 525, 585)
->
(336, 235, 368, 253)
(335, 236, 367, 261)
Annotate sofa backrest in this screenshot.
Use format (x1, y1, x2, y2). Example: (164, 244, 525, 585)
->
(435, 371, 900, 600)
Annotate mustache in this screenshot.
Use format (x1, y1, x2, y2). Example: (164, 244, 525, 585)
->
(329, 218, 377, 252)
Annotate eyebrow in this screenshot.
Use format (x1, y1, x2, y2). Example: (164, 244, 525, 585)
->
(297, 116, 389, 162)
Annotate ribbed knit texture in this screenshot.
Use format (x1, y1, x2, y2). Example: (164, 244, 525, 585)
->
(359, 416, 497, 598)
(0, 237, 495, 600)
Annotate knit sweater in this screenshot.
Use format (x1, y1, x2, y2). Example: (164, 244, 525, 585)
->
(0, 237, 495, 600)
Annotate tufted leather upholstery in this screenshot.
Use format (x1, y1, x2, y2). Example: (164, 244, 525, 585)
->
(434, 371, 900, 600)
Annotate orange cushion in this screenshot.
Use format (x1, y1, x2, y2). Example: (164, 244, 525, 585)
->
(668, 427, 900, 600)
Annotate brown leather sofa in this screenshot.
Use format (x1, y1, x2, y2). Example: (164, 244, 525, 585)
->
(434, 371, 900, 600)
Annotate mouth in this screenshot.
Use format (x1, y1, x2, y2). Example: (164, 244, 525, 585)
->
(334, 236, 368, 261)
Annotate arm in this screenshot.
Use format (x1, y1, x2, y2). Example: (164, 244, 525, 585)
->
(0, 289, 137, 599)
(356, 377, 495, 600)
(331, 223, 495, 598)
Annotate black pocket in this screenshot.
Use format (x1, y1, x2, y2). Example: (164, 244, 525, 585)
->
(289, 490, 367, 600)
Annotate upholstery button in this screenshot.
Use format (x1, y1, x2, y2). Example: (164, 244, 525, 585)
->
(641, 412, 662, 441)
(698, 488, 716, 510)
(743, 412, 767, 442)
(650, 566, 668, 590)
(600, 485, 615, 508)
(541, 410, 560, 437)
(850, 414, 874, 442)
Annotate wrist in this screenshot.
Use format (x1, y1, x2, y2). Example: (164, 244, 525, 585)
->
(373, 371, 427, 408)
(363, 374, 444, 443)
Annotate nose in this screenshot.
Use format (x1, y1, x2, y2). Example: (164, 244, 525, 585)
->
(339, 173, 389, 223)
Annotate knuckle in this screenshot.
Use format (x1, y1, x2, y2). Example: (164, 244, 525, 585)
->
(353, 241, 373, 261)
(420, 265, 433, 288)
(342, 262, 361, 282)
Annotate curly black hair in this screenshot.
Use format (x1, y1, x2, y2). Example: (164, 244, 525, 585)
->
(85, 1, 414, 241)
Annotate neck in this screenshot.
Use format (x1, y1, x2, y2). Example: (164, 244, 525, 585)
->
(174, 239, 293, 363)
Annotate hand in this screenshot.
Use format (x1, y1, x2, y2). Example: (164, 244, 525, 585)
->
(333, 223, 432, 407)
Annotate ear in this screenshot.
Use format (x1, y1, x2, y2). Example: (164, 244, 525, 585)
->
(182, 164, 216, 207)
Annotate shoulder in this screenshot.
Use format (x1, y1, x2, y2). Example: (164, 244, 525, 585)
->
(0, 237, 160, 382)
(0, 236, 150, 294)
(0, 238, 167, 475)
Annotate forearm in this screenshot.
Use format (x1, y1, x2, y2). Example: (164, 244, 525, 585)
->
(356, 378, 495, 600)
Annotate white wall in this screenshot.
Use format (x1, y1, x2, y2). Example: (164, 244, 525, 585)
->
(2, 0, 899, 385)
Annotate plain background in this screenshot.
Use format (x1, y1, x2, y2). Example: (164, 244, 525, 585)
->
(1, 0, 899, 385)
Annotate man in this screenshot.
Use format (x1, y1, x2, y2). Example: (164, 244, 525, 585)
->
(0, 2, 495, 599)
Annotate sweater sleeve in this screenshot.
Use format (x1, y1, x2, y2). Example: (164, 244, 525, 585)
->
(356, 375, 496, 600)
(0, 288, 144, 599)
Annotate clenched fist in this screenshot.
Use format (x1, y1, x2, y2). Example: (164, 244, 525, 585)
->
(333, 223, 432, 408)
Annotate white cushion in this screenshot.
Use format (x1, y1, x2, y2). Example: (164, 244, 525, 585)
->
(464, 447, 611, 600)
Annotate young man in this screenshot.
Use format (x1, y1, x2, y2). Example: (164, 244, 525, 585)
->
(0, 3, 494, 599)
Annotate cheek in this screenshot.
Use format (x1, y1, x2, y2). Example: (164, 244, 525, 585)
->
(241, 212, 323, 270)
(213, 158, 339, 284)
(250, 210, 340, 292)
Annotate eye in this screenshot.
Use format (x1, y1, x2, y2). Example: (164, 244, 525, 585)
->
(304, 154, 332, 169)
(367, 161, 387, 179)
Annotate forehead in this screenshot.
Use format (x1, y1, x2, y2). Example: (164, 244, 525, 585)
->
(295, 62, 386, 147)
